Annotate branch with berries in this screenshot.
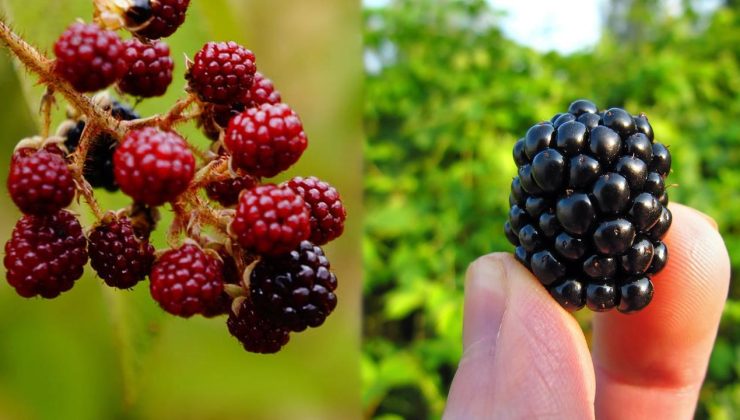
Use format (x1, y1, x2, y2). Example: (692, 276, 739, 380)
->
(0, 0, 346, 354)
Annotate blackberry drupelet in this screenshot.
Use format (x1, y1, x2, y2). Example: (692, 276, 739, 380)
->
(505, 99, 672, 313)
(250, 240, 338, 332)
(227, 297, 290, 354)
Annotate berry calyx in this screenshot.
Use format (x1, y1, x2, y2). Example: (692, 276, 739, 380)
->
(186, 41, 256, 105)
(506, 100, 671, 313)
(53, 23, 127, 92)
(227, 297, 290, 354)
(119, 38, 174, 97)
(250, 240, 338, 332)
(286, 176, 346, 245)
(4, 210, 88, 298)
(133, 0, 190, 39)
(149, 243, 225, 317)
(8, 148, 75, 216)
(224, 103, 308, 177)
(229, 184, 311, 256)
(113, 127, 195, 206)
(88, 213, 155, 289)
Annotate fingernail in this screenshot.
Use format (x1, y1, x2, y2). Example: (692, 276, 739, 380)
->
(690, 208, 719, 231)
(462, 255, 509, 350)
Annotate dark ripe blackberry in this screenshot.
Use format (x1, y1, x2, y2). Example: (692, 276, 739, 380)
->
(531, 149, 565, 193)
(620, 237, 654, 275)
(567, 99, 598, 116)
(525, 196, 551, 219)
(577, 112, 601, 130)
(569, 155, 601, 189)
(602, 108, 635, 137)
(650, 143, 672, 176)
(633, 114, 654, 140)
(553, 113, 576, 129)
(589, 126, 622, 165)
(615, 156, 648, 190)
(538, 212, 560, 237)
(556, 193, 595, 236)
(554, 232, 586, 260)
(586, 282, 618, 312)
(617, 277, 653, 313)
(524, 124, 554, 160)
(592, 173, 631, 215)
(550, 278, 586, 311)
(227, 298, 290, 354)
(648, 241, 668, 274)
(504, 222, 520, 246)
(593, 219, 636, 256)
(88, 214, 154, 289)
(518, 224, 543, 252)
(624, 133, 653, 163)
(250, 241, 338, 332)
(513, 138, 527, 167)
(643, 172, 665, 196)
(530, 250, 566, 286)
(556, 121, 587, 156)
(583, 255, 617, 280)
(506, 101, 672, 312)
(550, 113, 563, 123)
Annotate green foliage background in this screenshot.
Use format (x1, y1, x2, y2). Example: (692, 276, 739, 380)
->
(0, 1, 363, 419)
(362, 0, 740, 418)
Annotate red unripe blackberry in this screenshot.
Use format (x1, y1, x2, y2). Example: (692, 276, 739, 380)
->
(149, 243, 225, 317)
(8, 149, 75, 216)
(286, 176, 346, 245)
(119, 38, 174, 97)
(113, 127, 195, 206)
(242, 71, 282, 108)
(250, 241, 338, 332)
(507, 100, 671, 313)
(186, 41, 256, 105)
(227, 298, 290, 354)
(88, 214, 155, 289)
(205, 173, 259, 207)
(4, 210, 88, 298)
(230, 184, 311, 256)
(134, 0, 190, 39)
(53, 23, 127, 92)
(225, 103, 308, 178)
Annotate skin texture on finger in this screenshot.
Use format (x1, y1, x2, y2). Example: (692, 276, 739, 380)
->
(445, 253, 595, 420)
(592, 204, 730, 419)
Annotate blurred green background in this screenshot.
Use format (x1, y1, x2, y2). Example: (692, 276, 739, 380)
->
(363, 0, 740, 418)
(0, 1, 363, 419)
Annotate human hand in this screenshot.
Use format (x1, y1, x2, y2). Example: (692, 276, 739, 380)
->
(445, 204, 730, 419)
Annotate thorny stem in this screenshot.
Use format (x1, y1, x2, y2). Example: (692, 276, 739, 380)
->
(0, 18, 239, 249)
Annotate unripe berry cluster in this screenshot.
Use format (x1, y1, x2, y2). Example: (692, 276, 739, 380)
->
(1, 1, 346, 354)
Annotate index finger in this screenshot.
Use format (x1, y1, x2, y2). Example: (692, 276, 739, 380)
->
(591, 203, 730, 419)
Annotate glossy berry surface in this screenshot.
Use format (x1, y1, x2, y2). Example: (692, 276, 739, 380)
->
(227, 298, 290, 354)
(88, 214, 155, 289)
(286, 176, 346, 245)
(53, 23, 127, 92)
(187, 41, 256, 105)
(4, 210, 88, 298)
(113, 127, 195, 206)
(250, 241, 338, 332)
(506, 99, 671, 313)
(205, 174, 259, 207)
(242, 71, 282, 108)
(149, 243, 224, 317)
(225, 103, 308, 177)
(134, 0, 190, 39)
(230, 184, 311, 256)
(8, 149, 75, 215)
(119, 39, 174, 97)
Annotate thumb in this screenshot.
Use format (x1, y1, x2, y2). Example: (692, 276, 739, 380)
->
(444, 253, 595, 419)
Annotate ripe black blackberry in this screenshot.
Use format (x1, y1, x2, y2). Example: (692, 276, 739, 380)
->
(506, 99, 672, 313)
(227, 297, 290, 354)
(250, 241, 338, 332)
(63, 99, 140, 191)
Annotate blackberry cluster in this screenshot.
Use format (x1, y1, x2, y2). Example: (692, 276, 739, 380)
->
(3, 4, 346, 356)
(506, 100, 671, 313)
